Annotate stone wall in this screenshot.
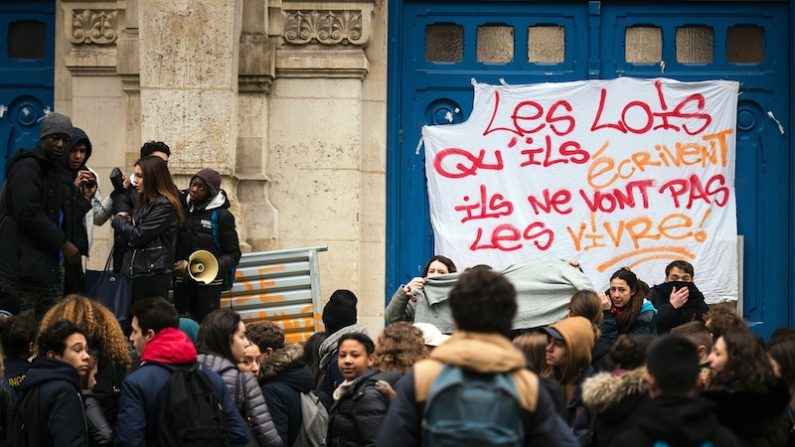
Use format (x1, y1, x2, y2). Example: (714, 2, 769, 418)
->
(55, 0, 387, 337)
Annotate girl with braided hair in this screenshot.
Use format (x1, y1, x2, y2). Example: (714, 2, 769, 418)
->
(39, 294, 130, 428)
(599, 267, 657, 343)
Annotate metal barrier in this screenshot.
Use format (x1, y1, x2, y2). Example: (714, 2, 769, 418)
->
(220, 246, 327, 344)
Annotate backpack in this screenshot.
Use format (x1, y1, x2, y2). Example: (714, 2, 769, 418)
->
(210, 209, 237, 291)
(3, 387, 46, 447)
(155, 363, 232, 447)
(422, 365, 524, 447)
(292, 390, 328, 447)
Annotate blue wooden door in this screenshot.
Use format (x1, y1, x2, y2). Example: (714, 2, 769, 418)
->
(0, 1, 55, 184)
(388, 1, 790, 337)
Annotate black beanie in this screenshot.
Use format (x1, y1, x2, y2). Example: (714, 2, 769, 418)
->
(322, 289, 358, 334)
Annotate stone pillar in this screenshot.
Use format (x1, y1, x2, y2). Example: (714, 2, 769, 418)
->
(138, 0, 243, 175)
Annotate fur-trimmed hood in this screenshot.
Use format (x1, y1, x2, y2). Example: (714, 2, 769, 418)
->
(260, 343, 304, 380)
(582, 367, 648, 414)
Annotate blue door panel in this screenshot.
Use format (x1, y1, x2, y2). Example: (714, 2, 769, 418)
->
(0, 2, 55, 184)
(599, 2, 790, 336)
(389, 1, 789, 336)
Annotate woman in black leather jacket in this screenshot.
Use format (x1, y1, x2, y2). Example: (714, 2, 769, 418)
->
(112, 156, 183, 301)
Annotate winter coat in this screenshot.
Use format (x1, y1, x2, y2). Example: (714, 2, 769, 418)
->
(18, 357, 89, 447)
(649, 281, 709, 334)
(110, 184, 137, 272)
(175, 190, 241, 282)
(548, 317, 596, 445)
(3, 356, 31, 402)
(611, 394, 741, 447)
(318, 325, 369, 408)
(376, 331, 579, 447)
(116, 328, 249, 447)
(581, 367, 648, 447)
(112, 196, 179, 279)
(327, 368, 400, 447)
(702, 379, 790, 447)
(198, 353, 282, 447)
(0, 145, 67, 289)
(61, 127, 94, 256)
(599, 299, 657, 343)
(260, 344, 315, 447)
(92, 360, 126, 427)
(83, 389, 114, 446)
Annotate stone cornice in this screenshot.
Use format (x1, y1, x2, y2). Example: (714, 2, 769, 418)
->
(272, 1, 375, 78)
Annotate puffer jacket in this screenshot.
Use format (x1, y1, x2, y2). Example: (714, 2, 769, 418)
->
(112, 196, 179, 278)
(198, 353, 282, 447)
(0, 145, 67, 289)
(175, 190, 241, 281)
(260, 344, 315, 447)
(581, 367, 648, 447)
(327, 369, 401, 447)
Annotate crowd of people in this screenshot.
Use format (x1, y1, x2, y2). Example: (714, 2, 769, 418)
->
(0, 112, 792, 447)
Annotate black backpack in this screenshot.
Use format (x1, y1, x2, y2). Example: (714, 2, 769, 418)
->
(3, 387, 46, 447)
(155, 363, 232, 447)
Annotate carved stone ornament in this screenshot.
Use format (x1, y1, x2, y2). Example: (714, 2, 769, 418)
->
(68, 9, 119, 45)
(283, 10, 367, 45)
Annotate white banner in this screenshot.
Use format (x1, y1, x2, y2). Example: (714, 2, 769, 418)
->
(423, 78, 739, 303)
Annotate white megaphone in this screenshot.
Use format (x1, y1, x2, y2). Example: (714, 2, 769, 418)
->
(187, 250, 219, 285)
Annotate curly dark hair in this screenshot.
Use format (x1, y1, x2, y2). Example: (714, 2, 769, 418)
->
(375, 322, 427, 373)
(710, 329, 774, 392)
(38, 320, 87, 357)
(450, 269, 517, 336)
(247, 320, 285, 352)
(39, 295, 130, 365)
(704, 307, 747, 341)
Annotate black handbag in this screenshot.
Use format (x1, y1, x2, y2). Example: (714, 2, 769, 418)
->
(84, 248, 133, 322)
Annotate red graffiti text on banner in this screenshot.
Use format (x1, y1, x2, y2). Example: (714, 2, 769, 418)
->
(454, 184, 515, 223)
(507, 135, 590, 167)
(591, 80, 713, 136)
(578, 179, 655, 213)
(527, 189, 573, 215)
(433, 148, 504, 179)
(470, 222, 554, 252)
(658, 174, 730, 209)
(482, 91, 576, 137)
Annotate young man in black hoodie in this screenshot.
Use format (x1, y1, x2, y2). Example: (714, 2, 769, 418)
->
(14, 320, 91, 446)
(650, 260, 709, 334)
(0, 112, 81, 320)
(611, 335, 740, 447)
(173, 168, 241, 323)
(61, 127, 97, 294)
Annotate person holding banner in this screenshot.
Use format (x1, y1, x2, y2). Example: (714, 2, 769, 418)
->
(599, 268, 657, 343)
(384, 255, 456, 326)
